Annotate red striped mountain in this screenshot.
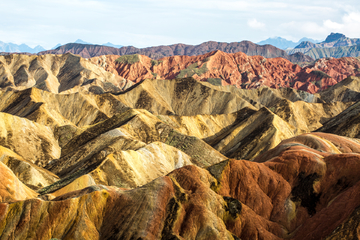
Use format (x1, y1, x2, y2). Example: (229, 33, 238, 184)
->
(90, 51, 360, 93)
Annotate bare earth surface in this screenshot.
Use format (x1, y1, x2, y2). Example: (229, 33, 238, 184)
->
(1, 52, 360, 239)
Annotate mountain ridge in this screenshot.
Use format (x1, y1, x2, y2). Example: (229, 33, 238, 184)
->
(38, 40, 313, 63)
(1, 51, 359, 94)
(287, 33, 360, 59)
(0, 41, 45, 53)
(90, 51, 360, 93)
(257, 37, 321, 50)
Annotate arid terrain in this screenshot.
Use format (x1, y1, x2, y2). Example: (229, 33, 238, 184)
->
(1, 48, 360, 239)
(1, 52, 360, 95)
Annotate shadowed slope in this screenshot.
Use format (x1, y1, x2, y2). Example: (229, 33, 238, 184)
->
(0, 161, 37, 202)
(114, 77, 256, 115)
(317, 101, 360, 138)
(2, 133, 360, 239)
(0, 146, 59, 190)
(0, 112, 60, 167)
(36, 109, 226, 195)
(316, 76, 360, 103)
(0, 53, 133, 93)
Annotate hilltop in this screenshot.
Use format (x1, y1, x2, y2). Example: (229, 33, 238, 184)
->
(1, 51, 356, 94)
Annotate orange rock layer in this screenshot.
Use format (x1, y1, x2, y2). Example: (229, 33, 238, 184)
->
(91, 51, 360, 93)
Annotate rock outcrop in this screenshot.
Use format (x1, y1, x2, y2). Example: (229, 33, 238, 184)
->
(91, 51, 360, 93)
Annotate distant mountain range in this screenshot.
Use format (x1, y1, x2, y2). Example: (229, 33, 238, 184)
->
(298, 33, 360, 48)
(3, 33, 360, 61)
(286, 33, 360, 59)
(51, 39, 123, 50)
(257, 37, 321, 50)
(0, 39, 123, 53)
(102, 42, 123, 48)
(0, 41, 46, 53)
(39, 41, 313, 63)
(51, 43, 62, 50)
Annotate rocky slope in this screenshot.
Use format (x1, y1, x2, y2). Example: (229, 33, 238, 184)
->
(2, 52, 359, 94)
(1, 53, 360, 239)
(91, 51, 360, 93)
(316, 90, 360, 138)
(2, 131, 360, 239)
(296, 33, 360, 49)
(303, 45, 360, 59)
(287, 33, 360, 59)
(257, 37, 321, 50)
(0, 53, 134, 94)
(39, 41, 312, 63)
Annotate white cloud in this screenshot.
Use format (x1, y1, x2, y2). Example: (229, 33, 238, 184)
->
(315, 11, 360, 37)
(340, 11, 360, 37)
(323, 20, 343, 31)
(277, 11, 360, 41)
(247, 18, 265, 29)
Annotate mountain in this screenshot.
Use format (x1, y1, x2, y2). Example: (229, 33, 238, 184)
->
(89, 51, 359, 93)
(294, 41, 316, 49)
(1, 65, 360, 239)
(52, 43, 62, 49)
(0, 53, 134, 93)
(39, 43, 123, 58)
(313, 76, 360, 137)
(302, 44, 360, 59)
(295, 33, 360, 49)
(257, 37, 321, 50)
(257, 37, 299, 49)
(49, 40, 123, 52)
(287, 33, 360, 59)
(38, 41, 313, 63)
(103, 42, 123, 48)
(74, 39, 92, 44)
(298, 37, 322, 43)
(324, 32, 346, 43)
(33, 45, 46, 52)
(2, 51, 359, 94)
(0, 41, 45, 53)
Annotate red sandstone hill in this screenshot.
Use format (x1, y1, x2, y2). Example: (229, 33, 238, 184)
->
(90, 51, 360, 93)
(38, 41, 313, 63)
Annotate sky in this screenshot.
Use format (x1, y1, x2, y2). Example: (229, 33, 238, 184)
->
(1, 0, 360, 49)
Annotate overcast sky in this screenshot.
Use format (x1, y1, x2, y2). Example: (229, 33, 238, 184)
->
(1, 0, 360, 49)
